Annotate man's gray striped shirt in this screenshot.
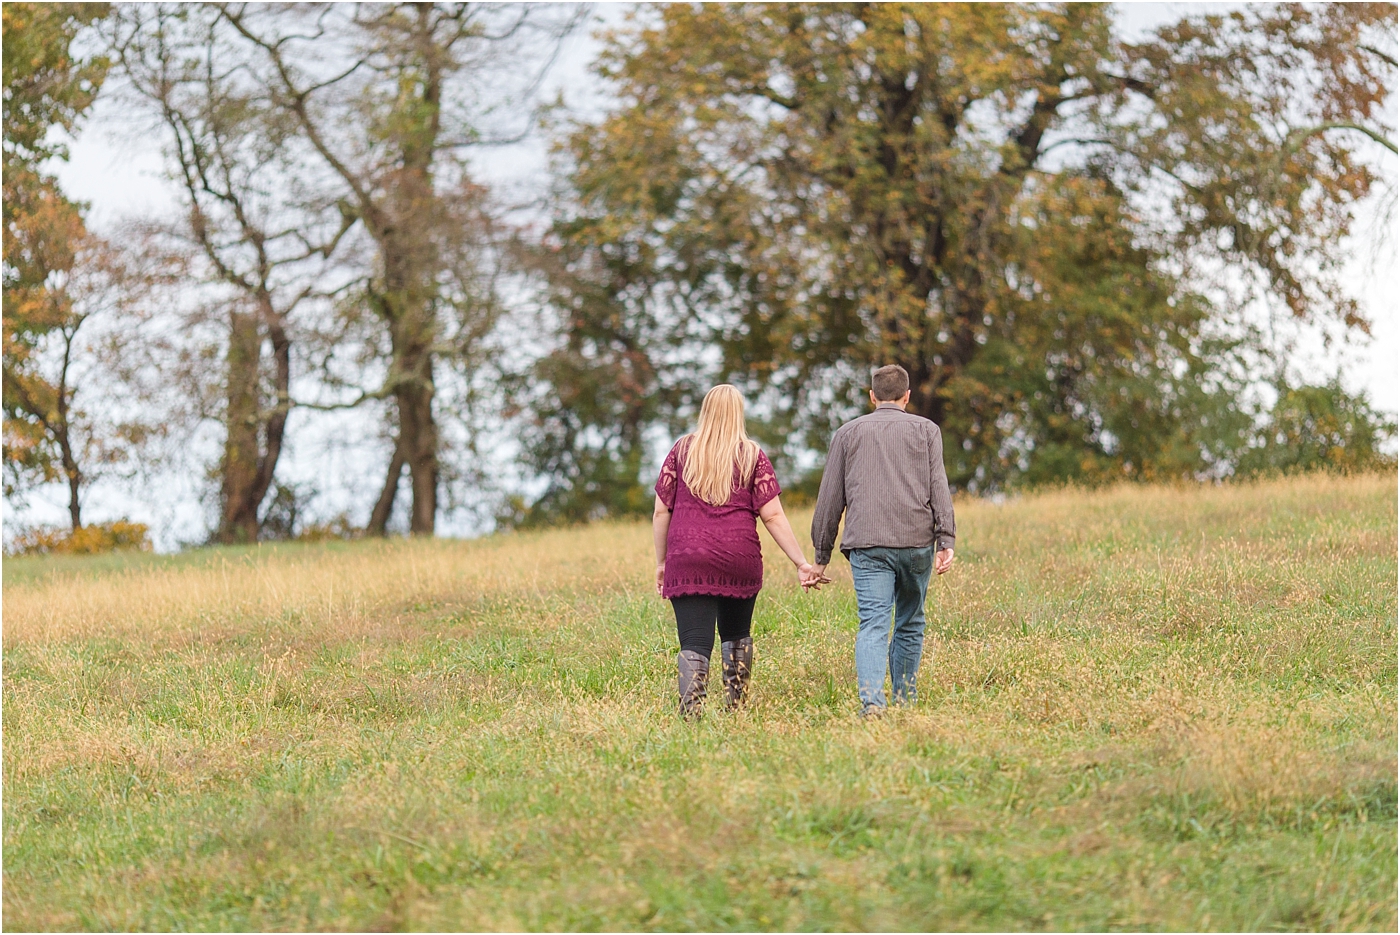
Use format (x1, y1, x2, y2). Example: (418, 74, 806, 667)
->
(810, 404, 956, 565)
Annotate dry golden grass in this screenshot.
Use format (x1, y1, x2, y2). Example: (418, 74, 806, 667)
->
(4, 521, 651, 647)
(3, 472, 1395, 931)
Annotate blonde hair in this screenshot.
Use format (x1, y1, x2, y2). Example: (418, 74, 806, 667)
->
(682, 384, 759, 506)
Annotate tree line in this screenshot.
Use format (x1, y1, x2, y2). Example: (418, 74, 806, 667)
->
(4, 2, 1396, 548)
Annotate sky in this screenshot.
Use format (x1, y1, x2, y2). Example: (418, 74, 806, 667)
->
(17, 1, 1399, 548)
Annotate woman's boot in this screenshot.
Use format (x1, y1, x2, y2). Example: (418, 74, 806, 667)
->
(720, 637, 754, 710)
(677, 650, 710, 718)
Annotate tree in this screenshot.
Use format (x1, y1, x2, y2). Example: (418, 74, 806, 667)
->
(505, 207, 708, 525)
(534, 2, 1394, 503)
(1238, 380, 1397, 476)
(2, 235, 173, 529)
(2, 1, 110, 528)
(104, 3, 576, 538)
(207, 2, 580, 535)
(113, 4, 356, 543)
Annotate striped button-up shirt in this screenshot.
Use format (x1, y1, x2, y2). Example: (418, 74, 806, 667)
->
(811, 404, 956, 565)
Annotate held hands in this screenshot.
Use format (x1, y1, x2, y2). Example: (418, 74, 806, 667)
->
(799, 562, 832, 592)
(661, 558, 834, 594)
(658, 552, 940, 596)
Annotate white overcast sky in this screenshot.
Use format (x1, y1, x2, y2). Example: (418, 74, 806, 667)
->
(23, 1, 1400, 546)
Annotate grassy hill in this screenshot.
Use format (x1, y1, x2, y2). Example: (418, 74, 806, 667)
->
(3, 473, 1396, 931)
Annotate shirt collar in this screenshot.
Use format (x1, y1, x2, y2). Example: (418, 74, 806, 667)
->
(875, 403, 906, 411)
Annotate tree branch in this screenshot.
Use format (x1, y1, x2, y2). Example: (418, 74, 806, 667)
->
(1287, 121, 1397, 155)
(1360, 44, 1398, 68)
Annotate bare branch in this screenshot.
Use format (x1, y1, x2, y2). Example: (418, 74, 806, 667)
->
(1287, 121, 1397, 155)
(1360, 44, 1398, 68)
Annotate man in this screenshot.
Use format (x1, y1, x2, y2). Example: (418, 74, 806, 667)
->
(811, 364, 956, 717)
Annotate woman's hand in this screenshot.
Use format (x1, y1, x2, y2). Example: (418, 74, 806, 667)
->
(798, 561, 831, 592)
(656, 563, 666, 596)
(760, 496, 831, 592)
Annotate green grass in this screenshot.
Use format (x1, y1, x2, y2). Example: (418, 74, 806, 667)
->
(3, 473, 1396, 931)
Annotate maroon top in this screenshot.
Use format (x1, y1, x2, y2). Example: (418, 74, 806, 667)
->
(655, 438, 782, 599)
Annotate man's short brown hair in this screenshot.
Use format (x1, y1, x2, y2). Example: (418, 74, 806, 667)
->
(871, 364, 910, 401)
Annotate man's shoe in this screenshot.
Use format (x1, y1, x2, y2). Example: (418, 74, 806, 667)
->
(677, 650, 710, 719)
(720, 637, 754, 710)
(860, 703, 885, 720)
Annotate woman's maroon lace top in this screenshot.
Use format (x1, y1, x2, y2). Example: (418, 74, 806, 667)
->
(655, 438, 782, 599)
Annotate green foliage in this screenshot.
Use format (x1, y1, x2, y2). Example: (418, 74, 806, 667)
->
(1, 2, 108, 165)
(1240, 380, 1398, 476)
(504, 330, 675, 526)
(1123, 3, 1392, 328)
(523, 2, 1394, 512)
(506, 220, 703, 525)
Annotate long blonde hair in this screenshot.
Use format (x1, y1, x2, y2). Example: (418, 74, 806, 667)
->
(682, 384, 759, 506)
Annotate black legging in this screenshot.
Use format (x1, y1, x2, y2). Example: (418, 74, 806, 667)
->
(671, 595, 755, 656)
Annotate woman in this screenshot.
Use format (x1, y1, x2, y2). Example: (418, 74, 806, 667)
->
(653, 384, 826, 717)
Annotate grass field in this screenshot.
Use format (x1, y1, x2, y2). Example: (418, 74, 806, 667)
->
(3, 473, 1396, 931)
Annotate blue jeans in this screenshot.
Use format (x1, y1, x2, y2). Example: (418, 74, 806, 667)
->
(848, 546, 934, 710)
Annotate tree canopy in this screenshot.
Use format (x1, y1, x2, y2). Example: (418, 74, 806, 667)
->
(1, 2, 1395, 544)
(2, 2, 110, 524)
(521, 2, 1394, 520)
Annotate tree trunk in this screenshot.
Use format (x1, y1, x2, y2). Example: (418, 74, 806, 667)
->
(387, 329, 438, 535)
(215, 296, 292, 544)
(55, 330, 83, 532)
(248, 297, 291, 513)
(366, 437, 406, 536)
(58, 427, 82, 532)
(372, 187, 440, 533)
(399, 363, 438, 535)
(384, 5, 442, 536)
(365, 307, 438, 536)
(216, 307, 263, 543)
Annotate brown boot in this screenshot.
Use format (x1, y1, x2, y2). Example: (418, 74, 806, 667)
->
(720, 637, 754, 710)
(677, 650, 710, 718)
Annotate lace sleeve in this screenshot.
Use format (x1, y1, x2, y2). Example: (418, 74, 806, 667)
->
(655, 443, 680, 510)
(751, 449, 781, 510)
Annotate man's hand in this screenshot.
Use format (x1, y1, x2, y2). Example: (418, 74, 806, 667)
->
(800, 562, 832, 592)
(935, 548, 954, 575)
(798, 562, 830, 591)
(656, 563, 666, 595)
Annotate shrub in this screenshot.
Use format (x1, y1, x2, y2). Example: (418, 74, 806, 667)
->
(1238, 380, 1398, 476)
(7, 520, 153, 556)
(294, 515, 359, 542)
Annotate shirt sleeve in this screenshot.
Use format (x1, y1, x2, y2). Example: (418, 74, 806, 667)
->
(811, 429, 848, 566)
(929, 425, 956, 551)
(751, 449, 781, 510)
(655, 443, 680, 510)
